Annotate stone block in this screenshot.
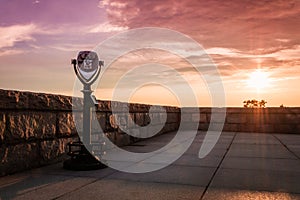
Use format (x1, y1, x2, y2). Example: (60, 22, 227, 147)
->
(181, 113, 192, 122)
(290, 108, 300, 113)
(165, 105, 180, 113)
(167, 113, 179, 123)
(0, 143, 39, 176)
(226, 113, 247, 124)
(222, 123, 239, 132)
(255, 124, 275, 133)
(27, 92, 71, 110)
(274, 124, 298, 134)
(106, 113, 135, 131)
(57, 112, 78, 136)
(115, 132, 131, 147)
(128, 113, 136, 128)
(226, 107, 242, 113)
(246, 113, 268, 124)
(208, 113, 226, 123)
(149, 112, 166, 125)
(167, 123, 179, 132)
(176, 121, 198, 131)
(91, 112, 106, 132)
(297, 124, 300, 134)
(245, 113, 254, 124)
(91, 132, 107, 145)
(261, 113, 300, 124)
(207, 123, 225, 131)
(107, 114, 119, 131)
(70, 97, 83, 111)
(282, 113, 300, 124)
(199, 113, 207, 123)
(129, 103, 150, 112)
(126, 128, 140, 137)
(199, 107, 211, 113)
(0, 89, 75, 111)
(135, 113, 145, 126)
(116, 113, 128, 126)
(54, 95, 77, 110)
(0, 113, 5, 142)
(111, 101, 130, 112)
(265, 114, 283, 124)
(39, 139, 69, 164)
(129, 135, 140, 143)
(182, 107, 199, 114)
(239, 124, 256, 132)
(149, 105, 165, 112)
(268, 107, 290, 114)
(96, 100, 111, 112)
(105, 132, 116, 143)
(148, 113, 158, 125)
(198, 123, 209, 131)
(161, 123, 172, 133)
(6, 112, 56, 142)
(146, 124, 163, 136)
(191, 113, 200, 122)
(144, 113, 151, 126)
(0, 89, 28, 109)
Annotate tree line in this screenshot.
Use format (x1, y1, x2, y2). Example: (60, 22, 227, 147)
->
(243, 99, 267, 108)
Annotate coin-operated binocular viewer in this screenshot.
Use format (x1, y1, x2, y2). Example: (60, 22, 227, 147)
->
(63, 51, 106, 170)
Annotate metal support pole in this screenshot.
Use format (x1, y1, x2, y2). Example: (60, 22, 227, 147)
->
(82, 84, 92, 145)
(63, 51, 106, 171)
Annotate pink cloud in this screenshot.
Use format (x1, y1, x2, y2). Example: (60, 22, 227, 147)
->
(99, 0, 300, 83)
(101, 0, 299, 50)
(0, 24, 37, 49)
(88, 22, 128, 33)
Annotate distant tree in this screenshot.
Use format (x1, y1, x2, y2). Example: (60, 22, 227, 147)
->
(259, 100, 267, 108)
(243, 100, 250, 107)
(243, 99, 267, 108)
(251, 99, 259, 107)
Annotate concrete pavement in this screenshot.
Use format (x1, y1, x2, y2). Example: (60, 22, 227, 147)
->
(1, 131, 300, 200)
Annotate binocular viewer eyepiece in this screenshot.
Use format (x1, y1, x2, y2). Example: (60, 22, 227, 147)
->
(72, 51, 103, 85)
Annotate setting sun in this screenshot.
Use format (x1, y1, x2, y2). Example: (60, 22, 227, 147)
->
(247, 69, 271, 90)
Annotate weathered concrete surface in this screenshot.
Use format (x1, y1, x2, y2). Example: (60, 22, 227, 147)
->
(0, 131, 299, 200)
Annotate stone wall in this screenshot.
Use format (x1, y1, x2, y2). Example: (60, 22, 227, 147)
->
(0, 89, 299, 176)
(197, 108, 300, 134)
(0, 89, 179, 176)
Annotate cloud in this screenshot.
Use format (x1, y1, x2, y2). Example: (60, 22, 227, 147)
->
(98, 0, 300, 81)
(88, 22, 128, 33)
(50, 43, 95, 52)
(206, 45, 300, 61)
(32, 0, 40, 4)
(0, 49, 24, 57)
(0, 23, 73, 56)
(101, 0, 300, 50)
(206, 47, 241, 57)
(0, 22, 112, 56)
(0, 24, 37, 49)
(99, 0, 140, 24)
(270, 45, 300, 60)
(275, 38, 291, 43)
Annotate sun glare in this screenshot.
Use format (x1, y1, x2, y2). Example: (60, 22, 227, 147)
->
(247, 69, 270, 90)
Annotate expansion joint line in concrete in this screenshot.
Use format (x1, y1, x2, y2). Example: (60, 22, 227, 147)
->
(272, 134, 300, 160)
(199, 132, 237, 200)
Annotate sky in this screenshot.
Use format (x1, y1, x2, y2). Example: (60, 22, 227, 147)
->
(0, 0, 299, 107)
